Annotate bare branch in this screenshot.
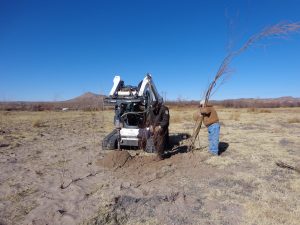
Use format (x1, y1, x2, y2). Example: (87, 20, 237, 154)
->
(276, 160, 300, 173)
(189, 21, 300, 151)
(204, 21, 300, 104)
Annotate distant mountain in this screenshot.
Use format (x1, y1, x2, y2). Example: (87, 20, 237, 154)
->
(167, 96, 300, 108)
(1, 94, 300, 110)
(272, 96, 300, 101)
(62, 92, 105, 110)
(219, 96, 300, 101)
(0, 92, 106, 111)
(212, 96, 300, 108)
(66, 92, 105, 103)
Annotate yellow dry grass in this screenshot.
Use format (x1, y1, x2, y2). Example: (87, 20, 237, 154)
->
(169, 106, 300, 225)
(288, 117, 300, 123)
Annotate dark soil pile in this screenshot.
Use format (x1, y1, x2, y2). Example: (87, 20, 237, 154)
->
(98, 151, 132, 169)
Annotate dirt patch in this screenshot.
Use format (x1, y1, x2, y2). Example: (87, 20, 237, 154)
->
(279, 138, 294, 147)
(97, 151, 132, 169)
(1, 109, 300, 225)
(87, 192, 203, 225)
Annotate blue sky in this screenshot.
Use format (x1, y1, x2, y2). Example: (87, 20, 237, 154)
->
(0, 0, 300, 101)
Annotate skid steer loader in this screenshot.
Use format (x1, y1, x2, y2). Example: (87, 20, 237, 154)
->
(102, 74, 164, 150)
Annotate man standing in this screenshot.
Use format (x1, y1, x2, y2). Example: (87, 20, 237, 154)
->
(146, 101, 170, 159)
(199, 100, 220, 155)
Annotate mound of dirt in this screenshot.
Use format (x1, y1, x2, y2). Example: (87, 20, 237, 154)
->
(98, 151, 132, 169)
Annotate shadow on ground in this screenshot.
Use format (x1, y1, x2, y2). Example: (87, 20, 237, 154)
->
(163, 133, 190, 158)
(218, 142, 229, 155)
(165, 135, 229, 158)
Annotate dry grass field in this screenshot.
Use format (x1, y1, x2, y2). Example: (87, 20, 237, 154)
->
(0, 107, 300, 225)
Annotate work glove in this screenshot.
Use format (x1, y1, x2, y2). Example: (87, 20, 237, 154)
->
(149, 125, 154, 133)
(193, 111, 201, 121)
(200, 107, 209, 115)
(155, 125, 161, 133)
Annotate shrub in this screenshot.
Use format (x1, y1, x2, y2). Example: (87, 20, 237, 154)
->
(171, 114, 183, 123)
(33, 119, 46, 128)
(288, 118, 300, 124)
(259, 109, 272, 113)
(229, 112, 240, 121)
(247, 108, 272, 113)
(247, 107, 257, 113)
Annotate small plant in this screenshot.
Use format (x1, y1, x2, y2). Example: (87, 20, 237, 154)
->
(288, 118, 300, 124)
(33, 119, 44, 128)
(247, 107, 257, 113)
(171, 113, 183, 123)
(259, 109, 272, 113)
(229, 112, 240, 121)
(247, 108, 272, 113)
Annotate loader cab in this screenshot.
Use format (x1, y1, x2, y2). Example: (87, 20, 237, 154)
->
(114, 101, 145, 129)
(102, 74, 164, 150)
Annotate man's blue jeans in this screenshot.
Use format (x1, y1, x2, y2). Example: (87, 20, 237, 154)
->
(208, 122, 220, 155)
